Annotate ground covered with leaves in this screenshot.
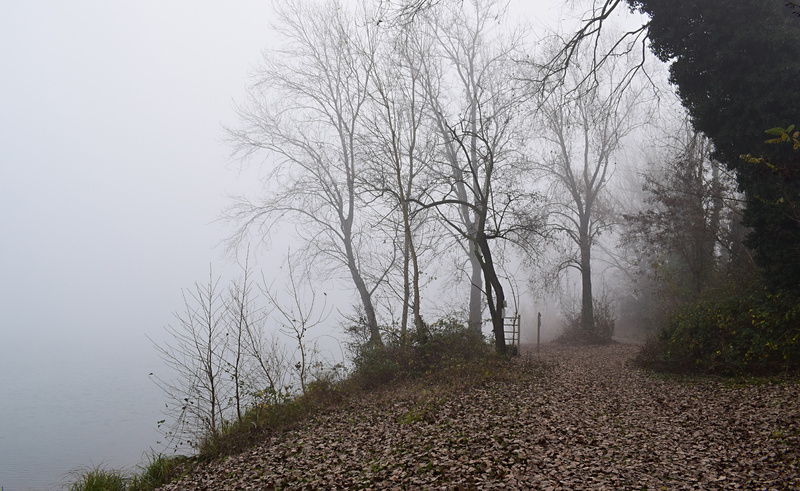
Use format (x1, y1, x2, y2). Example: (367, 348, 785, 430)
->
(160, 344, 799, 490)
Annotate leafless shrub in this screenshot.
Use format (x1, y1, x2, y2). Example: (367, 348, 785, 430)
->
(556, 297, 615, 345)
(150, 255, 338, 453)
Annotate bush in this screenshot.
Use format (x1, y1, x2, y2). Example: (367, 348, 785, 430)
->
(197, 365, 348, 459)
(637, 286, 800, 375)
(349, 316, 491, 390)
(555, 299, 616, 345)
(197, 397, 304, 459)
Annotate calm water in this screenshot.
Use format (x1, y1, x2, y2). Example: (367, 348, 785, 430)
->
(0, 342, 167, 491)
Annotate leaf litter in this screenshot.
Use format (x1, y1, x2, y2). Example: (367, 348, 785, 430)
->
(160, 344, 799, 489)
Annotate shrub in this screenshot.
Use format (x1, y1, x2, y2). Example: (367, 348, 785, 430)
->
(196, 364, 348, 459)
(349, 315, 491, 390)
(637, 286, 800, 375)
(196, 397, 304, 459)
(555, 298, 616, 345)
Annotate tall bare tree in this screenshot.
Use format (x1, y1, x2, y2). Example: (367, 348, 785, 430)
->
(359, 22, 439, 340)
(414, 0, 536, 352)
(538, 50, 645, 331)
(226, 0, 386, 347)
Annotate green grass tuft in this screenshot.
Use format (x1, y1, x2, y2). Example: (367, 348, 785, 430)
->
(67, 453, 189, 491)
(68, 467, 128, 491)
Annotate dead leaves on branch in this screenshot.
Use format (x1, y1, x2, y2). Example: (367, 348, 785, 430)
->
(162, 345, 799, 490)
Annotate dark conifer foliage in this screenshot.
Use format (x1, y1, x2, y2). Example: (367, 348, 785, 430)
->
(628, 0, 800, 290)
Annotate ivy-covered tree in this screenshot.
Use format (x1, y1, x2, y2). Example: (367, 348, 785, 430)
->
(627, 0, 800, 290)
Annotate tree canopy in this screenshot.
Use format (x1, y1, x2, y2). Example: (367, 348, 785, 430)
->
(627, 0, 800, 290)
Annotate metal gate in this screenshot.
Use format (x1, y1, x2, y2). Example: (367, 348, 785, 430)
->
(504, 313, 521, 356)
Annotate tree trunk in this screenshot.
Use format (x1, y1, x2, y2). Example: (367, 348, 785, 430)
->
(401, 234, 410, 341)
(351, 266, 382, 347)
(467, 82, 485, 336)
(399, 174, 424, 337)
(475, 233, 507, 354)
(344, 225, 382, 347)
(402, 216, 424, 338)
(468, 247, 483, 333)
(580, 224, 594, 331)
(409, 230, 424, 336)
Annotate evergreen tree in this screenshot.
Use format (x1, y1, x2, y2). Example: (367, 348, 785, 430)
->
(628, 0, 800, 290)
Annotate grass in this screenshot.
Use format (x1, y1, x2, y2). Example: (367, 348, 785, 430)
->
(68, 467, 128, 491)
(67, 453, 190, 491)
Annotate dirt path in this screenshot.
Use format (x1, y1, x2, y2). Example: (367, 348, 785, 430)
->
(162, 344, 799, 490)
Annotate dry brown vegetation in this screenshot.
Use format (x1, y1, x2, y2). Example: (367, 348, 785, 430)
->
(160, 344, 799, 490)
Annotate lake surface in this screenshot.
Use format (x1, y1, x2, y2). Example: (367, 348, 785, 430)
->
(0, 340, 168, 491)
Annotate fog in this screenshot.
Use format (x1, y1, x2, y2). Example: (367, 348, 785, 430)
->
(0, 2, 281, 487)
(0, 0, 578, 369)
(0, 0, 642, 487)
(1, 1, 277, 362)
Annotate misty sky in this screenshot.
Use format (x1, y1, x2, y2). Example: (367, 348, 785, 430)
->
(0, 0, 578, 366)
(1, 3, 654, 486)
(1, 1, 281, 363)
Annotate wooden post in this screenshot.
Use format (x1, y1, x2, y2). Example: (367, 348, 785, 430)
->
(537, 312, 541, 353)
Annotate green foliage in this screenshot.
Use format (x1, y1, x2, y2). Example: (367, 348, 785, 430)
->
(349, 343, 404, 390)
(737, 124, 800, 291)
(764, 125, 800, 150)
(639, 287, 800, 375)
(628, 0, 800, 290)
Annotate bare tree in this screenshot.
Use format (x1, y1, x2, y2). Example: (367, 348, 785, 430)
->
(414, 0, 537, 352)
(374, 0, 443, 25)
(526, 0, 652, 100)
(226, 0, 387, 347)
(225, 257, 253, 424)
(262, 254, 331, 396)
(224, 250, 283, 421)
(359, 21, 439, 340)
(538, 48, 645, 331)
(239, 310, 291, 408)
(624, 122, 751, 300)
(150, 268, 231, 449)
